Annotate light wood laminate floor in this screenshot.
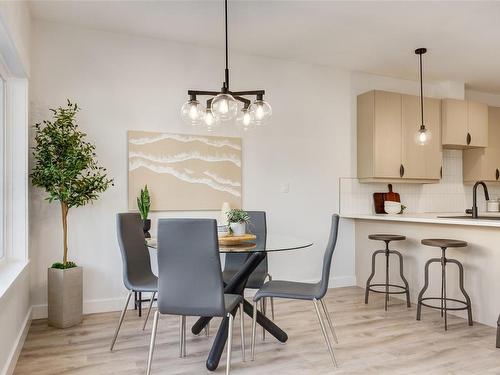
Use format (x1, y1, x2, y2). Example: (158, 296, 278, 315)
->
(14, 287, 500, 374)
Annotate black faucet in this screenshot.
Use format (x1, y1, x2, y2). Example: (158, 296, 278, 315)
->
(466, 181, 489, 218)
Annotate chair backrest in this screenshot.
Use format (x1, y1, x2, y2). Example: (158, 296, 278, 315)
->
(224, 211, 267, 277)
(317, 214, 340, 298)
(116, 213, 154, 291)
(156, 218, 226, 317)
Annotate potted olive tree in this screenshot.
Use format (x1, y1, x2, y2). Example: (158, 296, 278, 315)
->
(31, 100, 113, 328)
(227, 209, 250, 236)
(137, 185, 151, 238)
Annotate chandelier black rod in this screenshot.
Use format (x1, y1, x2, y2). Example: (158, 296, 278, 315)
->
(185, 0, 267, 104)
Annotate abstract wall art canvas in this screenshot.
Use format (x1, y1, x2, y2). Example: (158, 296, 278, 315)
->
(128, 131, 242, 211)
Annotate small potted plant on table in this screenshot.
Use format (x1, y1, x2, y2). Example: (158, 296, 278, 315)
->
(31, 100, 113, 328)
(137, 185, 151, 238)
(227, 209, 250, 236)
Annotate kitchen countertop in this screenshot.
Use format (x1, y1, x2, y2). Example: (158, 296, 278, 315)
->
(341, 212, 500, 228)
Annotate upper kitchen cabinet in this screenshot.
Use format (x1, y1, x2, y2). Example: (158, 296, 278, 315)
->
(463, 106, 500, 183)
(357, 90, 441, 182)
(442, 99, 488, 148)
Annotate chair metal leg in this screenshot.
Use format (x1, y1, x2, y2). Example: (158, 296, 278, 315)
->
(226, 312, 234, 375)
(266, 273, 275, 321)
(110, 290, 132, 351)
(320, 299, 338, 344)
(313, 299, 338, 367)
(260, 299, 266, 341)
(146, 311, 159, 375)
(251, 300, 257, 361)
(179, 316, 186, 358)
(142, 292, 156, 331)
(239, 302, 245, 362)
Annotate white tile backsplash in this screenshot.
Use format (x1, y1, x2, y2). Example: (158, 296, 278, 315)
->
(340, 149, 500, 215)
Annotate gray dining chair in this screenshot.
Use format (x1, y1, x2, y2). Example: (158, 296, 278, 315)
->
(110, 213, 158, 351)
(222, 211, 274, 338)
(251, 214, 340, 367)
(146, 218, 244, 375)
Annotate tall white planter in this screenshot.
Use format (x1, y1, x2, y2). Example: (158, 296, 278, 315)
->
(48, 267, 83, 328)
(230, 222, 246, 236)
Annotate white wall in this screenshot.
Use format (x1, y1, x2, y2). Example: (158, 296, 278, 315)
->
(0, 1, 30, 76)
(29, 20, 355, 317)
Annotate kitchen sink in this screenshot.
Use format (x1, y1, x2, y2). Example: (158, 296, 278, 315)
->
(438, 215, 500, 220)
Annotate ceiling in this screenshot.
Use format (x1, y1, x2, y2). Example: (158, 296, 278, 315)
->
(29, 1, 500, 93)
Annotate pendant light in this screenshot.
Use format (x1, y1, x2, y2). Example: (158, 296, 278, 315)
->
(181, 0, 272, 128)
(414, 47, 431, 145)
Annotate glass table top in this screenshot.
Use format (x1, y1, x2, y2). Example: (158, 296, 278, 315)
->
(146, 234, 313, 253)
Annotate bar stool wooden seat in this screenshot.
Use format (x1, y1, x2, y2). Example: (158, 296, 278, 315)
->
(365, 234, 410, 311)
(416, 238, 473, 330)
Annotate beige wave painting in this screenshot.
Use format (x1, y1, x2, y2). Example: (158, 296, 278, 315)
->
(128, 131, 242, 211)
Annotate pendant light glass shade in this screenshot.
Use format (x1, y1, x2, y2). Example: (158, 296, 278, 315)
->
(203, 108, 219, 131)
(415, 126, 432, 145)
(249, 99, 272, 124)
(211, 93, 239, 121)
(237, 108, 254, 130)
(181, 99, 205, 126)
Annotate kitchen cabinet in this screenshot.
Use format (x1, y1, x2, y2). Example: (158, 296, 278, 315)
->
(357, 90, 441, 182)
(463, 106, 500, 183)
(442, 99, 488, 148)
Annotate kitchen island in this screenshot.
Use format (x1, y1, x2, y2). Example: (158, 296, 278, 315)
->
(344, 212, 500, 327)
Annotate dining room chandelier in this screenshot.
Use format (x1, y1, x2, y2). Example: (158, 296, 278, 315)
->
(180, 0, 272, 131)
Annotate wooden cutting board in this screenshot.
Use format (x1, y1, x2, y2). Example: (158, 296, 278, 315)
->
(218, 234, 256, 246)
(373, 184, 400, 214)
(384, 184, 400, 203)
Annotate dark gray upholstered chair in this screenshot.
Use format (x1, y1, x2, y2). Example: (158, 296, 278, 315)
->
(222, 211, 274, 338)
(110, 213, 158, 351)
(251, 214, 340, 367)
(146, 219, 244, 375)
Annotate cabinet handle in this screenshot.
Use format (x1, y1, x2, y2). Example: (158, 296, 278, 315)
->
(400, 164, 405, 178)
(496, 168, 499, 180)
(440, 166, 443, 179)
(466, 132, 472, 145)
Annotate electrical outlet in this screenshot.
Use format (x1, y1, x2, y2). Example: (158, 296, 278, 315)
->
(280, 183, 290, 193)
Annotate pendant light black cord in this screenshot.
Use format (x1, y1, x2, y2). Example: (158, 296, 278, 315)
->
(224, 0, 229, 90)
(419, 52, 424, 129)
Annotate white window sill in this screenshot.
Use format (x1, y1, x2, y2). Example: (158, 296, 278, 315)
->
(0, 259, 29, 301)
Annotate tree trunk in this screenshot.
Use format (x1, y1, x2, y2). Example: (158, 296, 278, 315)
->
(61, 202, 69, 265)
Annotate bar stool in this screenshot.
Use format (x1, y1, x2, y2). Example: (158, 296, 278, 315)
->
(416, 239, 473, 330)
(365, 234, 411, 311)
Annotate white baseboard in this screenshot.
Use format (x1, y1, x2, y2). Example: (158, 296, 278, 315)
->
(2, 307, 32, 375)
(31, 293, 156, 320)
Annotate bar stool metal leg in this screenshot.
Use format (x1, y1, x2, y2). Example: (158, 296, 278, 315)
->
(365, 250, 384, 304)
(417, 258, 440, 321)
(448, 259, 473, 326)
(441, 249, 448, 330)
(385, 244, 390, 311)
(394, 250, 411, 307)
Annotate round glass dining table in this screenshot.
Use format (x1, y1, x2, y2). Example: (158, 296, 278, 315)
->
(147, 234, 313, 371)
(146, 234, 312, 253)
